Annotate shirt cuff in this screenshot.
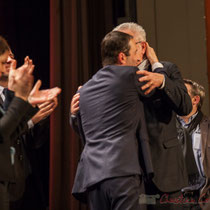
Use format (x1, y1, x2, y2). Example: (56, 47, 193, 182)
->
(152, 62, 163, 71)
(27, 119, 34, 129)
(159, 76, 165, 89)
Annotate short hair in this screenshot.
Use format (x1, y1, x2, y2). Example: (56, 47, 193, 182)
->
(113, 22, 146, 42)
(0, 36, 10, 56)
(101, 31, 133, 66)
(183, 79, 205, 110)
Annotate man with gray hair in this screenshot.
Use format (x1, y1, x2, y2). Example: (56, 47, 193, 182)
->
(176, 79, 210, 209)
(70, 22, 192, 209)
(112, 23, 193, 209)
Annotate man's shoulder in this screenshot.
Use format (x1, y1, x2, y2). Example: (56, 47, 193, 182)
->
(104, 65, 138, 71)
(158, 61, 180, 75)
(201, 115, 210, 124)
(160, 61, 176, 68)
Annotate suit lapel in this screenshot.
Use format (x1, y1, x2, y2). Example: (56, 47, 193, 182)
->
(200, 118, 208, 166)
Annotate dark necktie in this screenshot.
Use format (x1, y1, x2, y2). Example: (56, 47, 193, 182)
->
(3, 88, 15, 111)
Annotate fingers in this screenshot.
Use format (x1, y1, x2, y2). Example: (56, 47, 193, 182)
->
(71, 93, 80, 114)
(72, 101, 79, 113)
(28, 80, 42, 101)
(141, 80, 154, 90)
(144, 85, 155, 95)
(39, 101, 55, 113)
(38, 100, 53, 109)
(24, 56, 29, 64)
(33, 80, 42, 92)
(46, 87, 61, 100)
(138, 71, 164, 94)
(71, 93, 80, 107)
(23, 56, 34, 74)
(38, 97, 58, 109)
(78, 86, 82, 90)
(136, 70, 149, 76)
(10, 60, 17, 71)
(32, 106, 54, 124)
(28, 65, 35, 74)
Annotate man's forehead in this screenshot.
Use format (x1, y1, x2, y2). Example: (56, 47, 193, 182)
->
(0, 50, 9, 64)
(117, 29, 142, 42)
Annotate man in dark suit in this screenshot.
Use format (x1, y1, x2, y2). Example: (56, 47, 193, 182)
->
(0, 36, 38, 210)
(0, 36, 61, 210)
(72, 30, 156, 210)
(176, 79, 210, 209)
(0, 50, 57, 210)
(71, 22, 192, 209)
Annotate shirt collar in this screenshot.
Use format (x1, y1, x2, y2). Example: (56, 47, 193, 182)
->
(0, 86, 4, 95)
(177, 112, 198, 127)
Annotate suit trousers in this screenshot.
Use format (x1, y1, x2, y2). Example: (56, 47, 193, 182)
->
(87, 175, 146, 210)
(0, 181, 9, 210)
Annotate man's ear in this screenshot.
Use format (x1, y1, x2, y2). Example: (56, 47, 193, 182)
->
(117, 52, 126, 65)
(192, 95, 200, 106)
(141, 42, 147, 55)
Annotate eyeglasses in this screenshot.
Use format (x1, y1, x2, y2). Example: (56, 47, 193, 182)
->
(135, 41, 142, 45)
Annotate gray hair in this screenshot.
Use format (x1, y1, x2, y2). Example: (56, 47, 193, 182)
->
(113, 22, 146, 42)
(183, 79, 205, 110)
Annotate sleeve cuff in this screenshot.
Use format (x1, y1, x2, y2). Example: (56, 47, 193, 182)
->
(27, 119, 34, 129)
(152, 62, 163, 71)
(158, 76, 165, 89)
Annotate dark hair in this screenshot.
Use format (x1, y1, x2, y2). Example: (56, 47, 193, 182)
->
(0, 36, 10, 56)
(101, 31, 133, 66)
(183, 78, 205, 110)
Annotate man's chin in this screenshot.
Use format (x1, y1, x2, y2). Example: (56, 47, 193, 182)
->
(0, 75, 8, 82)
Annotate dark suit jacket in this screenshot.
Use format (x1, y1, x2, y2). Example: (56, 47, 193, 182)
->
(72, 65, 153, 201)
(143, 61, 192, 192)
(0, 96, 37, 182)
(1, 89, 47, 202)
(200, 115, 210, 200)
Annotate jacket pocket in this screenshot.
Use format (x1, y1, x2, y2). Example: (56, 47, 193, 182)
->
(163, 138, 179, 148)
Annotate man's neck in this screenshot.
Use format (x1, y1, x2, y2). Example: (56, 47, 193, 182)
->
(181, 108, 198, 123)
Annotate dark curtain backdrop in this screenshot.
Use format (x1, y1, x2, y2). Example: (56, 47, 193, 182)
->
(0, 0, 50, 88)
(0, 0, 50, 208)
(49, 0, 113, 209)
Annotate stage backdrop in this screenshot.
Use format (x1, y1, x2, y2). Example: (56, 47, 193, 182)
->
(49, 0, 113, 209)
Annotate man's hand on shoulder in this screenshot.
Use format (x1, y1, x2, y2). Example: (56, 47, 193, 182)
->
(136, 70, 164, 95)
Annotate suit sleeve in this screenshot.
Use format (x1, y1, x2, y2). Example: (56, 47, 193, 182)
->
(75, 112, 86, 145)
(0, 97, 38, 143)
(23, 117, 50, 149)
(137, 102, 154, 179)
(154, 62, 192, 116)
(69, 114, 80, 135)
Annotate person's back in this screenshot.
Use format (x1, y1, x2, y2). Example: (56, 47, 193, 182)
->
(72, 30, 152, 210)
(78, 65, 145, 185)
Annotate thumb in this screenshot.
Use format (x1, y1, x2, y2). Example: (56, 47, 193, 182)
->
(136, 70, 148, 75)
(11, 60, 17, 71)
(30, 80, 42, 95)
(78, 86, 82, 90)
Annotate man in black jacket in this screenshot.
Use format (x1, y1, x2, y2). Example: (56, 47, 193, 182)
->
(113, 23, 192, 210)
(0, 50, 57, 210)
(0, 36, 61, 210)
